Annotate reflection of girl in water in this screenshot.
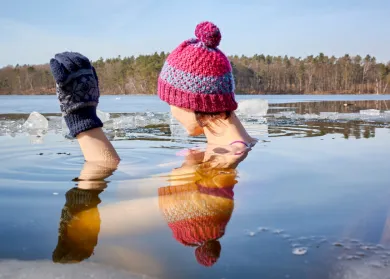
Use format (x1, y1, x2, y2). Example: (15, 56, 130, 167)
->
(52, 187, 103, 263)
(158, 149, 246, 266)
(47, 20, 255, 269)
(52, 162, 116, 263)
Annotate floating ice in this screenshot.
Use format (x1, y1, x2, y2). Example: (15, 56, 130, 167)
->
(0, 119, 24, 136)
(273, 229, 284, 234)
(292, 247, 308, 256)
(170, 115, 189, 141)
(61, 117, 71, 138)
(345, 255, 362, 260)
(367, 261, 385, 268)
(23, 112, 48, 131)
(244, 229, 256, 237)
(237, 99, 269, 117)
(23, 112, 48, 143)
(376, 244, 385, 250)
(29, 136, 44, 144)
(273, 110, 390, 122)
(360, 109, 380, 116)
(112, 116, 136, 130)
(320, 112, 339, 120)
(361, 245, 376, 251)
(97, 109, 111, 123)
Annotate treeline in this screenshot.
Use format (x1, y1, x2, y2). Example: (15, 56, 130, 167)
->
(0, 53, 389, 95)
(275, 100, 390, 114)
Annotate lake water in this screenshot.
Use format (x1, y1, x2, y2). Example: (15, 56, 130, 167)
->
(0, 95, 390, 279)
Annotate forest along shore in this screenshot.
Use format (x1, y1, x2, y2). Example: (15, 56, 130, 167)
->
(0, 53, 389, 95)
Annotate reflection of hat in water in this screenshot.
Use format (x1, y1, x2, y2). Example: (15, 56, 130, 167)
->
(158, 171, 235, 267)
(52, 187, 103, 263)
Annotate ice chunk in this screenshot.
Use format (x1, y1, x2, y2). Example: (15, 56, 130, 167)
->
(320, 112, 339, 120)
(23, 112, 48, 143)
(97, 109, 111, 123)
(29, 136, 44, 144)
(274, 111, 295, 118)
(302, 113, 320, 120)
(237, 99, 269, 117)
(113, 116, 136, 130)
(360, 109, 380, 116)
(367, 261, 385, 268)
(292, 247, 308, 256)
(23, 112, 48, 130)
(257, 227, 269, 232)
(0, 119, 23, 136)
(61, 117, 71, 137)
(245, 230, 256, 237)
(169, 115, 189, 140)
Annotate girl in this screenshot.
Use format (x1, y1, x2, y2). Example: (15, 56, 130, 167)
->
(49, 21, 255, 270)
(49, 21, 255, 163)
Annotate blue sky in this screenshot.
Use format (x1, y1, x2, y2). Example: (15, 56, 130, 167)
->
(1, 0, 389, 67)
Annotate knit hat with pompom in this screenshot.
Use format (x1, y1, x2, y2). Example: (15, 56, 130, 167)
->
(158, 21, 237, 113)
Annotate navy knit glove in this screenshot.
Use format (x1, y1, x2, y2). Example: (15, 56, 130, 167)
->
(50, 52, 103, 137)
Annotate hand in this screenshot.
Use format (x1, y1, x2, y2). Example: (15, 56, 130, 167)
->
(50, 52, 100, 115)
(49, 52, 103, 137)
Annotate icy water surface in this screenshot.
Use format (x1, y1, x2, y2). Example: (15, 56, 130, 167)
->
(0, 95, 390, 279)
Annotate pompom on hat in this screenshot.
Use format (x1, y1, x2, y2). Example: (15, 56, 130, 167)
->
(158, 21, 238, 113)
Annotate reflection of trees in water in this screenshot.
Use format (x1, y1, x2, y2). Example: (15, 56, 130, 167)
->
(267, 100, 390, 139)
(308, 121, 376, 139)
(271, 100, 390, 114)
(269, 121, 378, 139)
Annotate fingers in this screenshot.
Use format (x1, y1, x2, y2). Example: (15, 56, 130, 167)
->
(49, 58, 69, 84)
(52, 51, 91, 73)
(69, 52, 91, 69)
(50, 51, 95, 86)
(55, 53, 80, 73)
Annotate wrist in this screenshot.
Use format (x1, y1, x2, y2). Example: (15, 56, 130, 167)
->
(64, 106, 103, 138)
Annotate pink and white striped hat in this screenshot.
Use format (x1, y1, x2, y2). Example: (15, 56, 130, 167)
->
(158, 21, 238, 113)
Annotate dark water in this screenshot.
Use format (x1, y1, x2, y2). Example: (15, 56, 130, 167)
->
(0, 95, 390, 279)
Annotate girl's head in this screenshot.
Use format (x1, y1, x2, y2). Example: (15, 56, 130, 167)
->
(158, 21, 237, 135)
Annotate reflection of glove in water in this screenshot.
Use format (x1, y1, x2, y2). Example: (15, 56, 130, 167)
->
(49, 52, 103, 137)
(158, 167, 236, 267)
(52, 187, 102, 263)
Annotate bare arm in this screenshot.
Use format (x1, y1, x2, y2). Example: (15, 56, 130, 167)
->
(49, 52, 120, 163)
(77, 128, 120, 163)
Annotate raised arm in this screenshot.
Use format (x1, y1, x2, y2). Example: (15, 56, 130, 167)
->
(49, 51, 119, 163)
